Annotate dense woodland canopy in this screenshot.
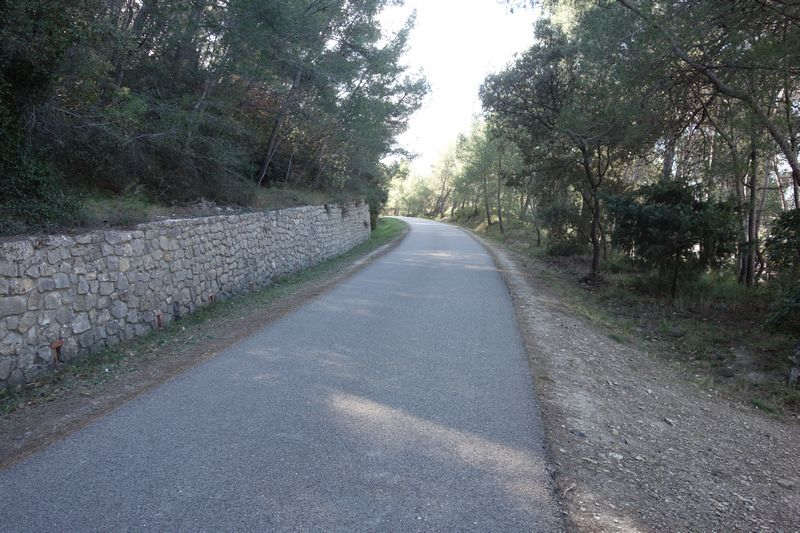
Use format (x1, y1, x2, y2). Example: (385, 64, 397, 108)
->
(0, 0, 427, 233)
(389, 0, 799, 333)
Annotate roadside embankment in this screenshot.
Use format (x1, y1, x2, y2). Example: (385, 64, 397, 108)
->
(471, 231, 799, 532)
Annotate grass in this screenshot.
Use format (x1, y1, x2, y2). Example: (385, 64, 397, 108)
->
(250, 186, 353, 210)
(751, 397, 780, 414)
(4, 186, 359, 236)
(0, 217, 407, 415)
(458, 216, 799, 417)
(81, 192, 161, 228)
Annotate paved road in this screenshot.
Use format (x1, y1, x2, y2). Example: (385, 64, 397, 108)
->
(0, 218, 561, 531)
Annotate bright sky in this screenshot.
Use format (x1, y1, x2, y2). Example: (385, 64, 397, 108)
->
(379, 0, 538, 176)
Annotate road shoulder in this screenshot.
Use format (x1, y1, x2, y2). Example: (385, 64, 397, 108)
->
(469, 230, 800, 532)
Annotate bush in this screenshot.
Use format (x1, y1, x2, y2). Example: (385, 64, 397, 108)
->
(607, 181, 737, 297)
(767, 285, 800, 333)
(604, 252, 640, 274)
(540, 203, 583, 243)
(546, 239, 585, 257)
(766, 209, 800, 277)
(0, 154, 84, 234)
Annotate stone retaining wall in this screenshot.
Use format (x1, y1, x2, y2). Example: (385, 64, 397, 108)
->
(0, 202, 370, 387)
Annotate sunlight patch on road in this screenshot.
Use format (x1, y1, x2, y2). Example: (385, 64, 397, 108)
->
(328, 392, 553, 513)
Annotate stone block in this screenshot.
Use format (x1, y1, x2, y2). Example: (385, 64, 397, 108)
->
(23, 264, 40, 278)
(0, 261, 18, 277)
(110, 301, 128, 319)
(159, 236, 179, 251)
(0, 332, 23, 356)
(37, 278, 56, 292)
(71, 313, 91, 334)
(99, 282, 114, 296)
(8, 368, 24, 385)
(105, 231, 132, 245)
(77, 278, 90, 295)
(2, 241, 34, 262)
(8, 278, 34, 296)
(32, 347, 49, 364)
(56, 307, 74, 326)
(44, 292, 61, 310)
(53, 272, 70, 289)
(0, 296, 26, 318)
(18, 313, 37, 333)
(0, 357, 14, 381)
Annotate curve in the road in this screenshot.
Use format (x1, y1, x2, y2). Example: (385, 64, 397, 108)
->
(0, 217, 562, 532)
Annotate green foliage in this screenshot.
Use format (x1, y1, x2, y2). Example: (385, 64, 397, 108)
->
(607, 181, 737, 296)
(539, 203, 582, 244)
(766, 285, 800, 333)
(765, 210, 800, 333)
(0, 0, 426, 234)
(0, 154, 83, 234)
(546, 239, 585, 257)
(766, 209, 800, 277)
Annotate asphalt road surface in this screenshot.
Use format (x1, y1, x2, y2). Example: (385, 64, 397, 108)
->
(0, 218, 561, 531)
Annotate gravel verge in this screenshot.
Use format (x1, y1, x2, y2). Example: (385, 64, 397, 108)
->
(471, 232, 799, 532)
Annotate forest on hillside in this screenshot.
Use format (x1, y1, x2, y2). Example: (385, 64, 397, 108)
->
(390, 0, 799, 334)
(0, 0, 426, 234)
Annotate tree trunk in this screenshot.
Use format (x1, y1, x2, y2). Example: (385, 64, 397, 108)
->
(496, 171, 504, 234)
(795, 178, 800, 210)
(257, 68, 302, 186)
(671, 250, 680, 299)
(744, 130, 759, 286)
(662, 136, 676, 181)
(599, 217, 608, 261)
(522, 194, 531, 222)
(482, 174, 492, 226)
(284, 149, 294, 183)
(775, 162, 789, 212)
(257, 116, 285, 187)
(590, 192, 601, 277)
(519, 192, 527, 218)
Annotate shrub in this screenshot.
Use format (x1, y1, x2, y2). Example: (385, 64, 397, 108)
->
(0, 154, 84, 234)
(766, 209, 800, 277)
(765, 210, 800, 333)
(767, 285, 800, 333)
(539, 203, 582, 243)
(546, 239, 585, 257)
(607, 181, 737, 297)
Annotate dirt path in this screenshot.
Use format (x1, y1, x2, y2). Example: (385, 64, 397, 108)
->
(474, 233, 800, 532)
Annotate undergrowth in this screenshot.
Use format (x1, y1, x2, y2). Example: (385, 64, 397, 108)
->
(1, 184, 359, 236)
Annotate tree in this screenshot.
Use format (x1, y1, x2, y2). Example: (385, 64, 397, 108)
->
(0, 0, 427, 233)
(482, 18, 653, 277)
(614, 0, 800, 200)
(608, 181, 737, 298)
